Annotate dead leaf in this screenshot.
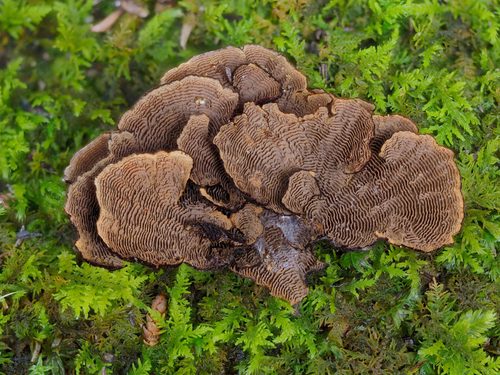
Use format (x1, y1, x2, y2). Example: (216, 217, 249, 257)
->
(91, 9, 125, 33)
(120, 0, 149, 18)
(180, 22, 193, 50)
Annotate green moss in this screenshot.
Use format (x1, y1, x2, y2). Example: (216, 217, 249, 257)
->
(1, 0, 499, 374)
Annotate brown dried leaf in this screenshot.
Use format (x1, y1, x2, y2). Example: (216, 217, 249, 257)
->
(90, 9, 125, 33)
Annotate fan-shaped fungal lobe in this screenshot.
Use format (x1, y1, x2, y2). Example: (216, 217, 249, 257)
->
(161, 46, 248, 89)
(65, 131, 142, 268)
(371, 114, 419, 152)
(298, 128, 464, 251)
(118, 76, 238, 145)
(230, 204, 264, 245)
(213, 100, 375, 213)
(242, 45, 306, 91)
(215, 99, 462, 252)
(282, 171, 319, 215)
(95, 151, 234, 269)
(374, 132, 463, 251)
(65, 44, 464, 306)
(233, 63, 281, 104)
(177, 114, 220, 187)
(177, 114, 245, 210)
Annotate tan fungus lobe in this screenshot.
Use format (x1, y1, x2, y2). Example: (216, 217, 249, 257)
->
(233, 45, 334, 116)
(117, 76, 238, 144)
(213, 99, 374, 213)
(282, 171, 319, 215)
(230, 203, 264, 245)
(299, 130, 463, 251)
(65, 76, 239, 267)
(371, 114, 419, 152)
(64, 131, 141, 268)
(95, 151, 234, 269)
(241, 44, 307, 101)
(177, 114, 220, 187)
(215, 100, 462, 252)
(177, 114, 245, 210)
(161, 46, 248, 89)
(232, 63, 282, 104)
(374, 132, 463, 250)
(161, 44, 333, 117)
(213, 103, 301, 214)
(65, 44, 464, 306)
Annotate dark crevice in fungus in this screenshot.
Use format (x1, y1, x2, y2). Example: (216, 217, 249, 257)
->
(65, 44, 464, 306)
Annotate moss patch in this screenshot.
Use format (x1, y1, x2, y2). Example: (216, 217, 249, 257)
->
(1, 0, 499, 373)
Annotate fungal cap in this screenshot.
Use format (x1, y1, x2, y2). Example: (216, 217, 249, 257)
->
(375, 131, 464, 251)
(94, 151, 234, 269)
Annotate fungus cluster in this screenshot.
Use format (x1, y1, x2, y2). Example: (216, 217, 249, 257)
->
(64, 45, 464, 306)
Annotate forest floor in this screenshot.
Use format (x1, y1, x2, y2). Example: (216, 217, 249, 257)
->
(1, 0, 500, 374)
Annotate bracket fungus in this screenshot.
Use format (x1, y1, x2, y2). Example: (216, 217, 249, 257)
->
(65, 45, 464, 306)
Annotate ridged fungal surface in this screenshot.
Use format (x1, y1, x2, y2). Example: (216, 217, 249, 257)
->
(64, 45, 464, 306)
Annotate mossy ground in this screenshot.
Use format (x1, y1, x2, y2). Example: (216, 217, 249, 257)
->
(1, 0, 500, 374)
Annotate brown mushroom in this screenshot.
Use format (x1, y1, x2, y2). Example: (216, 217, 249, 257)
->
(213, 99, 375, 213)
(161, 44, 334, 116)
(230, 209, 324, 306)
(117, 76, 238, 146)
(65, 131, 140, 268)
(230, 203, 264, 245)
(214, 99, 462, 252)
(95, 151, 235, 269)
(65, 44, 464, 306)
(282, 171, 320, 215)
(161, 46, 248, 89)
(370, 114, 419, 153)
(64, 76, 240, 267)
(177, 114, 245, 210)
(232, 63, 281, 104)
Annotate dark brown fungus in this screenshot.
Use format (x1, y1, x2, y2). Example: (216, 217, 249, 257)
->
(282, 171, 320, 215)
(232, 63, 282, 105)
(65, 44, 464, 306)
(230, 203, 264, 245)
(230, 210, 324, 306)
(177, 114, 245, 210)
(95, 151, 235, 269)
